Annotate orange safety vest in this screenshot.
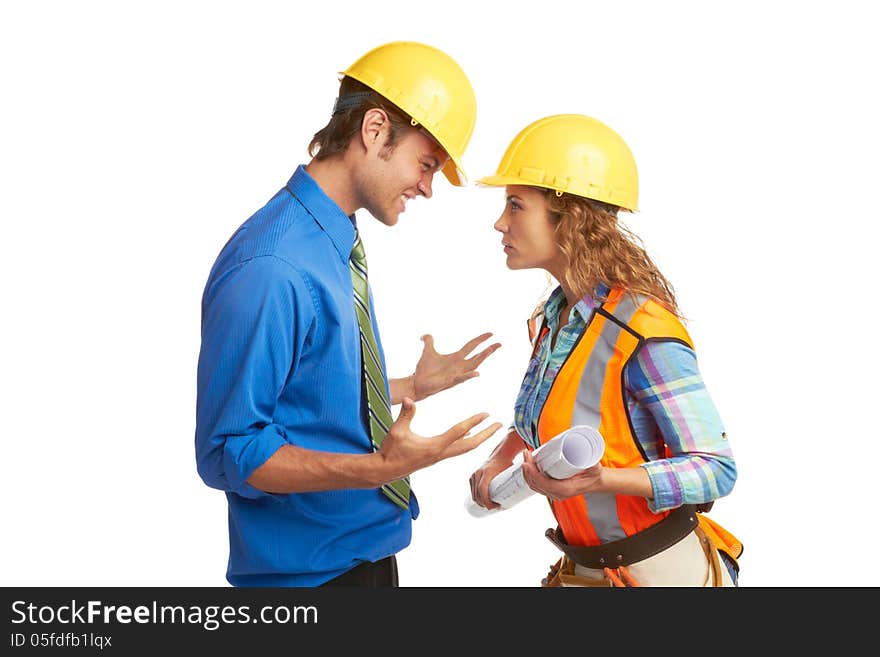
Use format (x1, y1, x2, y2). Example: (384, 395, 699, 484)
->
(526, 288, 742, 564)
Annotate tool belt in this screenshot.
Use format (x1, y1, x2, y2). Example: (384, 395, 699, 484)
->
(545, 504, 700, 569)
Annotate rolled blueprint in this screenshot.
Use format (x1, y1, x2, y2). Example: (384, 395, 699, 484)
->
(466, 425, 605, 518)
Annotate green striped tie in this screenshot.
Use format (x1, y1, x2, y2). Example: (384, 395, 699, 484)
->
(350, 229, 410, 510)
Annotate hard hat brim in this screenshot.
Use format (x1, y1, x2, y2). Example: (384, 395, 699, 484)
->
(443, 158, 467, 187)
(475, 174, 542, 189)
(476, 174, 638, 211)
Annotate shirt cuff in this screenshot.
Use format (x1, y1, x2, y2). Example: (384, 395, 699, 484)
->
(222, 425, 288, 499)
(641, 460, 683, 513)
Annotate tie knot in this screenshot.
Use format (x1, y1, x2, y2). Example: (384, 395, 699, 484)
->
(350, 230, 367, 267)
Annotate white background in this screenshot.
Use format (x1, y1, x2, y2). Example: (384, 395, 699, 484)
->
(2, 1, 877, 588)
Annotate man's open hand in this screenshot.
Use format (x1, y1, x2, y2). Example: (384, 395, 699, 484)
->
(410, 332, 501, 401)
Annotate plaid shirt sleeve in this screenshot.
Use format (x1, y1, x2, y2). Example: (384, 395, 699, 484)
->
(624, 340, 737, 513)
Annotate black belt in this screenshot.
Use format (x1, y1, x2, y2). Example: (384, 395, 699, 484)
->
(545, 504, 699, 569)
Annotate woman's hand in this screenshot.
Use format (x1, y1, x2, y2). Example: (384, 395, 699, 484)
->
(468, 430, 530, 510)
(469, 457, 512, 511)
(520, 448, 604, 500)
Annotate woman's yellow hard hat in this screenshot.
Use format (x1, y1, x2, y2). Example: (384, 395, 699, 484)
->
(478, 114, 638, 211)
(343, 41, 477, 187)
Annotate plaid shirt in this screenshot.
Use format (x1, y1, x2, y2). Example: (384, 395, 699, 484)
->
(513, 285, 736, 513)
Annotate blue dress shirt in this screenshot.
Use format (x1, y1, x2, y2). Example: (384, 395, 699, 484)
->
(195, 165, 417, 587)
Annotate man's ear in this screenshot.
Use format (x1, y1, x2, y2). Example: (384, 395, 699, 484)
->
(360, 108, 389, 152)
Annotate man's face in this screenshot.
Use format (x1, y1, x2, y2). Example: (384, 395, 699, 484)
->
(358, 127, 450, 226)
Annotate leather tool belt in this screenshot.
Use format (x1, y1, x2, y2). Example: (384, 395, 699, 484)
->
(544, 504, 700, 569)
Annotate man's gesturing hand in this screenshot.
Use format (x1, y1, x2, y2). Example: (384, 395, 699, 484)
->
(376, 397, 503, 483)
(410, 332, 501, 401)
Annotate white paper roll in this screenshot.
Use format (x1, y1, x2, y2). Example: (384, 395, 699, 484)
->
(466, 425, 605, 517)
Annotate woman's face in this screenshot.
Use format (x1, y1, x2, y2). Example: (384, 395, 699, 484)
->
(494, 185, 563, 271)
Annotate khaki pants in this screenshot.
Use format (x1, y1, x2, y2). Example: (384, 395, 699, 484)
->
(546, 526, 733, 587)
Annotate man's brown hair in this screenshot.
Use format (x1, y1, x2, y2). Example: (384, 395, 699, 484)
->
(309, 77, 415, 160)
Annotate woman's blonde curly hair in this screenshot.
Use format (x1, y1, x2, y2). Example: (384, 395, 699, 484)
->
(535, 189, 681, 319)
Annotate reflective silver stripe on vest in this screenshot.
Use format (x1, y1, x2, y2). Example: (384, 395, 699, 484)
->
(571, 294, 644, 543)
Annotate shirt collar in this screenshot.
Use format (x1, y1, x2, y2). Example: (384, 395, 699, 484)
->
(285, 164, 356, 263)
(542, 282, 612, 326)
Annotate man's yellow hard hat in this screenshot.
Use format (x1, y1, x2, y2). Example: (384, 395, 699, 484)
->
(342, 41, 477, 186)
(478, 114, 638, 211)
